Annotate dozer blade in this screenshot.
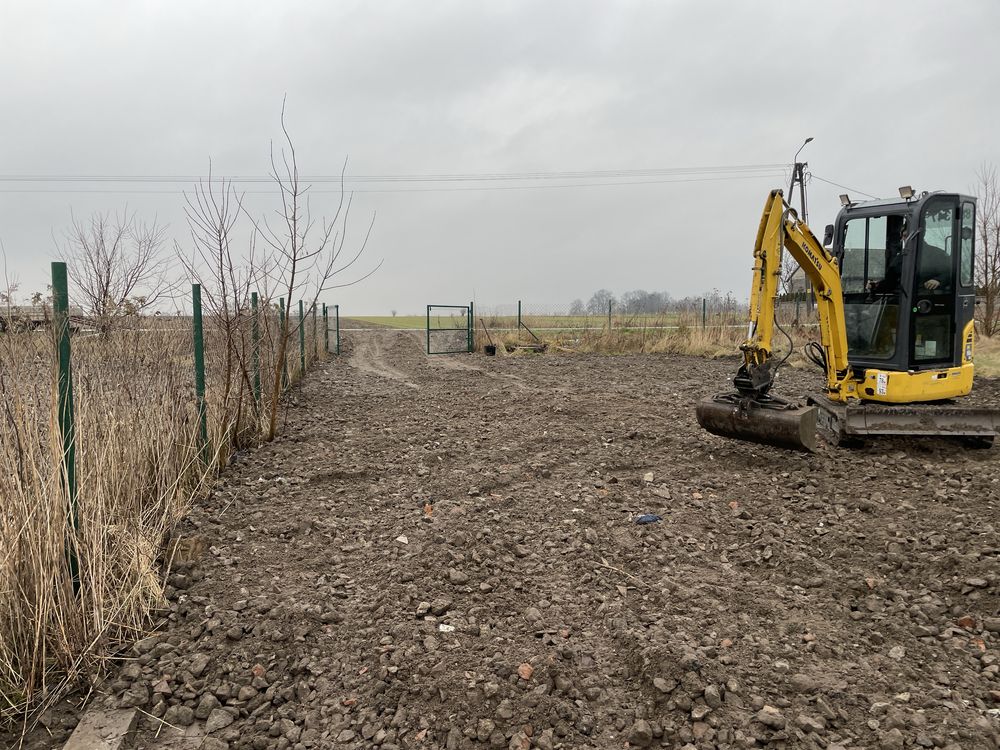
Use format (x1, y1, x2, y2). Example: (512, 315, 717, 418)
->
(696, 395, 818, 452)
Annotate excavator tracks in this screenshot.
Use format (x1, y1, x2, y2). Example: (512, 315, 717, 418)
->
(808, 395, 999, 448)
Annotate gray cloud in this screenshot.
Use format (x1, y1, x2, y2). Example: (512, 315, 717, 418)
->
(2, 0, 998, 313)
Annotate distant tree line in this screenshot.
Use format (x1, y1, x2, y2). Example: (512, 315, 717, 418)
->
(568, 288, 739, 315)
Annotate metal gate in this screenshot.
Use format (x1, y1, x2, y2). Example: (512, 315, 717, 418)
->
(426, 304, 472, 354)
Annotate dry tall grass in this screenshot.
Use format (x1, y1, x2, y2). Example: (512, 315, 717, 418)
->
(974, 334, 1000, 376)
(0, 310, 322, 727)
(477, 302, 817, 357)
(483, 323, 748, 357)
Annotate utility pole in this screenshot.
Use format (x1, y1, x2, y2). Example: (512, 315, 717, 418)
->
(789, 137, 814, 310)
(792, 162, 809, 222)
(788, 136, 813, 223)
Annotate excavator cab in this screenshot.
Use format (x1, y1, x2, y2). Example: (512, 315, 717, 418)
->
(830, 192, 977, 392)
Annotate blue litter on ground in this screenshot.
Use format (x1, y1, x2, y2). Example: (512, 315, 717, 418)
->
(635, 514, 662, 525)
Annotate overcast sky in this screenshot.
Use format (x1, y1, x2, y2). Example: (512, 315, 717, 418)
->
(2, 0, 998, 315)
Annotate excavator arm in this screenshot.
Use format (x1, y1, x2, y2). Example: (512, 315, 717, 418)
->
(739, 189, 854, 399)
(696, 190, 858, 451)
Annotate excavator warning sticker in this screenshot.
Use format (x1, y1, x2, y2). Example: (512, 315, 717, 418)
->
(876, 373, 888, 396)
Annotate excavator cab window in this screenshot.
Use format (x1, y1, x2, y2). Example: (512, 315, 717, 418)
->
(840, 215, 899, 359)
(912, 200, 956, 363)
(960, 203, 975, 287)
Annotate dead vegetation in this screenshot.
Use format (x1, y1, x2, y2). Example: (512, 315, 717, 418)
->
(477, 306, 817, 360)
(0, 312, 320, 729)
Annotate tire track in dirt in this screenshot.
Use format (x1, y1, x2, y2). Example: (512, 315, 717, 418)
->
(347, 330, 420, 389)
(427, 351, 530, 390)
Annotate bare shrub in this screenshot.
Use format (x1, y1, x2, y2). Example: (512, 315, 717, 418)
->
(58, 208, 172, 332)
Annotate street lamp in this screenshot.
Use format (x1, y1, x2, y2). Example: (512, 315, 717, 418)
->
(793, 136, 814, 165)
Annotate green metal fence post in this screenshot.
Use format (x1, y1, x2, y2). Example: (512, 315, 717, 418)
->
(517, 300, 522, 331)
(323, 303, 329, 354)
(702, 298, 707, 329)
(608, 299, 612, 330)
(51, 262, 80, 592)
(251, 292, 261, 408)
(312, 302, 318, 361)
(468, 301, 474, 353)
(334, 304, 340, 354)
(278, 298, 288, 391)
(426, 305, 431, 354)
(298, 300, 306, 376)
(192, 284, 209, 463)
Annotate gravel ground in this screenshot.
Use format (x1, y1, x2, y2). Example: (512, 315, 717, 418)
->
(10, 329, 1000, 750)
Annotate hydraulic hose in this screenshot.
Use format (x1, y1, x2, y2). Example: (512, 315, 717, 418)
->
(805, 341, 827, 371)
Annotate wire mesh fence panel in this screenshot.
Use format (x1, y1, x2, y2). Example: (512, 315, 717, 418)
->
(470, 295, 824, 356)
(477, 296, 818, 335)
(426, 305, 471, 354)
(776, 295, 819, 327)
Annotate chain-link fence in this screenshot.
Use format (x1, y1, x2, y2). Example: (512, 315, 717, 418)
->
(474, 295, 816, 347)
(474, 294, 817, 356)
(0, 265, 340, 722)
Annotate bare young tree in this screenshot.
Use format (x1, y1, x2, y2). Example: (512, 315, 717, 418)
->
(778, 251, 811, 325)
(974, 163, 1000, 336)
(779, 251, 800, 296)
(58, 208, 171, 331)
(252, 100, 380, 440)
(180, 170, 262, 462)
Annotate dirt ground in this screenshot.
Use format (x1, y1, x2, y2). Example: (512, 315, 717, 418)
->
(12, 330, 1000, 749)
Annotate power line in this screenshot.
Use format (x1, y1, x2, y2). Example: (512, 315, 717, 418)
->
(0, 163, 787, 185)
(810, 174, 880, 200)
(0, 171, 788, 195)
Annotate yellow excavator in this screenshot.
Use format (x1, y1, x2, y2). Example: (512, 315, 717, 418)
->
(696, 188, 999, 451)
